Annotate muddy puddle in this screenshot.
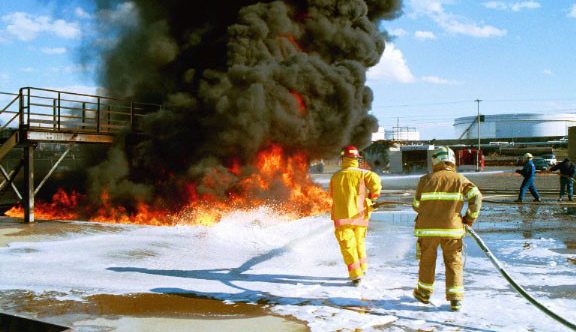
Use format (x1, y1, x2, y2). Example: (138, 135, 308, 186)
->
(0, 218, 308, 331)
(0, 290, 307, 331)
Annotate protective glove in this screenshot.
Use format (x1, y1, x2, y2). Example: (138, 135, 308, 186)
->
(365, 198, 374, 212)
(462, 216, 474, 227)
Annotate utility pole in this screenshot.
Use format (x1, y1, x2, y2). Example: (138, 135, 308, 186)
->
(475, 99, 482, 172)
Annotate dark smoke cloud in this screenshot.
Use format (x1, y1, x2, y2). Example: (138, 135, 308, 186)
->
(84, 0, 402, 209)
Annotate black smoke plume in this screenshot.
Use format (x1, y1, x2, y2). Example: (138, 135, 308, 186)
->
(84, 0, 402, 210)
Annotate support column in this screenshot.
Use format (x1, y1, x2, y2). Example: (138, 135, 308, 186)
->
(23, 143, 34, 223)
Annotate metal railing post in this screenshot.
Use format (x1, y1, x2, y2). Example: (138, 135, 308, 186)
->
(18, 88, 24, 128)
(96, 97, 101, 133)
(107, 105, 111, 133)
(82, 102, 86, 129)
(57, 92, 61, 130)
(26, 88, 31, 127)
(53, 99, 57, 130)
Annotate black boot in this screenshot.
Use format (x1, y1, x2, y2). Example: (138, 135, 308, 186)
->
(413, 289, 430, 304)
(450, 300, 462, 311)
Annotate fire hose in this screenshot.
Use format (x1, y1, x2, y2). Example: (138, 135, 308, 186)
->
(370, 201, 576, 329)
(465, 224, 576, 331)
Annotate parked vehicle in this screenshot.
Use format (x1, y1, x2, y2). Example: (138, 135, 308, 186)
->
(533, 157, 549, 171)
(539, 153, 557, 166)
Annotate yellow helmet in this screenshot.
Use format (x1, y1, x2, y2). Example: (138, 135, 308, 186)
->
(432, 146, 456, 165)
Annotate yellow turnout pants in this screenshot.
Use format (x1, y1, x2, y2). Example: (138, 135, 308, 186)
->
(415, 237, 464, 301)
(334, 225, 367, 279)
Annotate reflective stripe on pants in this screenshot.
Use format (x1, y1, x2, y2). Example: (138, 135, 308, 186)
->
(335, 225, 367, 279)
(417, 237, 464, 300)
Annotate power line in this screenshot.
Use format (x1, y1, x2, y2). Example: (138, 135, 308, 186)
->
(374, 97, 576, 109)
(373, 100, 471, 108)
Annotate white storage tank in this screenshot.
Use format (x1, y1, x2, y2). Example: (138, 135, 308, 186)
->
(454, 113, 576, 139)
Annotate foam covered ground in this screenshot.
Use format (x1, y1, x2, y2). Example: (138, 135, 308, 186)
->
(0, 207, 575, 331)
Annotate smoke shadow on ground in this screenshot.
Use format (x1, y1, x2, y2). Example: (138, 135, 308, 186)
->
(109, 231, 350, 288)
(107, 245, 496, 332)
(108, 266, 348, 287)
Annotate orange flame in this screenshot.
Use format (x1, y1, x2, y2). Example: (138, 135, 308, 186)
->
(290, 91, 307, 116)
(5, 144, 331, 226)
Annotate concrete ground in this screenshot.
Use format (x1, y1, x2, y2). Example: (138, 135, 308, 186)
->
(0, 168, 574, 331)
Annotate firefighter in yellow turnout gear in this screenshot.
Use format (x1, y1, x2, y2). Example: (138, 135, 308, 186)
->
(412, 146, 482, 311)
(330, 146, 382, 286)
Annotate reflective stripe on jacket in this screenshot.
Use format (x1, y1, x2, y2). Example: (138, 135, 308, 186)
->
(412, 163, 482, 238)
(330, 157, 382, 227)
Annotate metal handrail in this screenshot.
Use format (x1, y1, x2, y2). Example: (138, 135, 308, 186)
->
(18, 87, 161, 107)
(0, 94, 19, 115)
(14, 87, 161, 135)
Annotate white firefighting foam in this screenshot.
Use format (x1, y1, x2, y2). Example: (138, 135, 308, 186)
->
(0, 207, 574, 331)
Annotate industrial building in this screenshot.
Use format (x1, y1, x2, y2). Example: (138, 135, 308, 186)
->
(454, 113, 576, 139)
(372, 126, 420, 142)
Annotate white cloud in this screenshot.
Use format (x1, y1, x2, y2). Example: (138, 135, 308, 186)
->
(367, 43, 415, 84)
(389, 28, 408, 38)
(511, 1, 540, 11)
(1, 12, 80, 41)
(21, 67, 34, 72)
(410, 0, 507, 38)
(483, 1, 508, 10)
(483, 1, 541, 11)
(569, 4, 576, 18)
(47, 85, 105, 96)
(75, 7, 91, 19)
(41, 47, 67, 55)
(439, 19, 506, 37)
(542, 69, 553, 75)
(421, 75, 462, 85)
(48, 64, 94, 74)
(414, 30, 437, 40)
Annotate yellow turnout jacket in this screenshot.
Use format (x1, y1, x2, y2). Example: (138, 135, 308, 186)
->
(330, 157, 382, 227)
(412, 163, 482, 238)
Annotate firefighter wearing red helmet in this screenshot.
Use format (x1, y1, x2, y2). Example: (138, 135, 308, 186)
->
(329, 145, 381, 286)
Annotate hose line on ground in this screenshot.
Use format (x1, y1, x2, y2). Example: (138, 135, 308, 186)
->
(465, 225, 576, 331)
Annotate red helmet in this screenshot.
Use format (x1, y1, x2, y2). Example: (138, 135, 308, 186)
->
(341, 145, 360, 158)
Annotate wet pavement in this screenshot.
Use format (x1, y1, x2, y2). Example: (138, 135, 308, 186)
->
(0, 169, 574, 331)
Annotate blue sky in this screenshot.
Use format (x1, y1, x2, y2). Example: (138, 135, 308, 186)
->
(1, 1, 576, 139)
(368, 0, 576, 138)
(0, 0, 98, 95)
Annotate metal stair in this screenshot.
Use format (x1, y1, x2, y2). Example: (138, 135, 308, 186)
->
(0, 87, 162, 222)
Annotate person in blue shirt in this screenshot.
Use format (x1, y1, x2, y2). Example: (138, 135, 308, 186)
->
(515, 153, 541, 202)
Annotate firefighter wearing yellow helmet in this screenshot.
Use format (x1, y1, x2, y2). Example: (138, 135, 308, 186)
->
(412, 146, 482, 311)
(330, 145, 382, 286)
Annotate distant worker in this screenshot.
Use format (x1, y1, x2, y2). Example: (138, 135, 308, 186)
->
(549, 158, 576, 201)
(412, 146, 482, 311)
(515, 153, 541, 202)
(329, 145, 381, 286)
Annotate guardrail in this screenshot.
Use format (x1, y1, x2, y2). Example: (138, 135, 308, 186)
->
(1, 87, 163, 135)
